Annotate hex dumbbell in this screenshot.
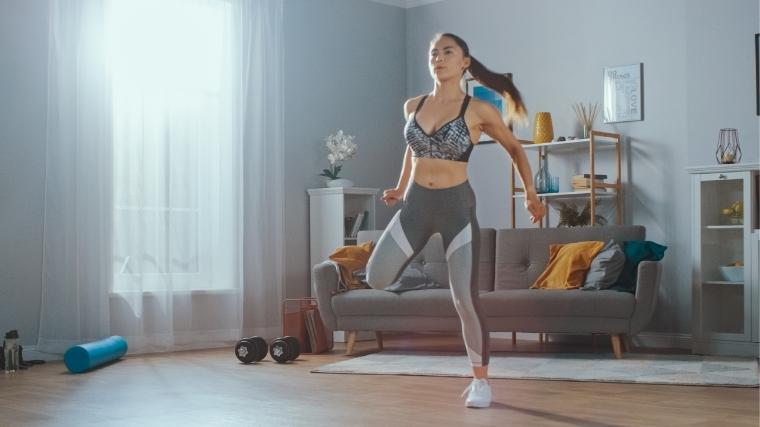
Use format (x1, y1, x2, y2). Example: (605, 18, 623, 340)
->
(269, 336, 301, 363)
(234, 336, 268, 364)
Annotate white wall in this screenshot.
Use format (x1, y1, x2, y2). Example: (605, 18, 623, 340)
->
(405, 0, 759, 338)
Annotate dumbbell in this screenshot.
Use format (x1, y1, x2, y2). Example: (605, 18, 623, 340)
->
(234, 336, 268, 364)
(269, 336, 301, 363)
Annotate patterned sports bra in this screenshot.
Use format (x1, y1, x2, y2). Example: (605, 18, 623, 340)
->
(404, 94, 474, 162)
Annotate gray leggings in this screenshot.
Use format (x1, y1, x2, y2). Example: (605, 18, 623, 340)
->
(366, 180, 489, 367)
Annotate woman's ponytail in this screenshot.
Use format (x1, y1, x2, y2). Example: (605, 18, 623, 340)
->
(437, 33, 528, 126)
(468, 56, 527, 126)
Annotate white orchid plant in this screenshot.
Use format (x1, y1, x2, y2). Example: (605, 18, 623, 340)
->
(319, 129, 357, 180)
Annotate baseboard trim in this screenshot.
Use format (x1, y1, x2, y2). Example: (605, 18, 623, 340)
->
(632, 332, 692, 350)
(20, 346, 61, 362)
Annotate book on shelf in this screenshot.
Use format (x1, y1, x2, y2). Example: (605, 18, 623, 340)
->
(349, 211, 366, 238)
(344, 216, 356, 238)
(572, 174, 607, 191)
(359, 210, 369, 231)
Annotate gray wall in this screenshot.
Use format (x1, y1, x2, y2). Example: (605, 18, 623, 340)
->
(283, 0, 406, 298)
(406, 0, 759, 337)
(0, 0, 49, 346)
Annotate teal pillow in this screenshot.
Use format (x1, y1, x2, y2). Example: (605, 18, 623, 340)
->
(609, 240, 667, 293)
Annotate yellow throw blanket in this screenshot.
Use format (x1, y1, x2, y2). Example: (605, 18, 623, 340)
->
(530, 241, 605, 290)
(328, 240, 375, 291)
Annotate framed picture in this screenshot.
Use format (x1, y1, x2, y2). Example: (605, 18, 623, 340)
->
(465, 73, 512, 144)
(755, 33, 759, 116)
(603, 63, 643, 123)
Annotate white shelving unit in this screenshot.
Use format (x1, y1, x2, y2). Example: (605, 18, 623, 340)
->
(511, 130, 623, 228)
(687, 163, 759, 357)
(307, 186, 378, 274)
(308, 186, 379, 343)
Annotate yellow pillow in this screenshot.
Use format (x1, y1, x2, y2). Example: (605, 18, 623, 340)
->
(530, 241, 605, 290)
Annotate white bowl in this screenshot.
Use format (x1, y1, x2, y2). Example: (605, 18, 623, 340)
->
(719, 266, 744, 282)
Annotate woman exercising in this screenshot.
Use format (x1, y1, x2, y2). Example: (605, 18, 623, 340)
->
(365, 33, 545, 408)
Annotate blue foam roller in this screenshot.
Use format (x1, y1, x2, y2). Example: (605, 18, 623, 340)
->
(64, 336, 128, 373)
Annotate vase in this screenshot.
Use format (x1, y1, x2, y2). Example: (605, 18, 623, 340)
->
(532, 112, 554, 144)
(534, 153, 552, 194)
(715, 128, 742, 164)
(327, 178, 354, 188)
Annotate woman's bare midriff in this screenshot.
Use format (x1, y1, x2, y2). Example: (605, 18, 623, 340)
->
(411, 157, 469, 189)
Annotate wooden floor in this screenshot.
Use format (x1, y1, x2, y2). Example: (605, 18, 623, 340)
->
(1, 332, 757, 427)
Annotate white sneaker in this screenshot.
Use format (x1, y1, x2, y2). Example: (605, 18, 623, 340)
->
(461, 378, 491, 408)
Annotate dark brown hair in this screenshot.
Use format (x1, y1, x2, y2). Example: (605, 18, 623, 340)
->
(435, 33, 527, 125)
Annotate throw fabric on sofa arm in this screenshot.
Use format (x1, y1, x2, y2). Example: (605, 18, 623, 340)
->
(325, 240, 375, 293)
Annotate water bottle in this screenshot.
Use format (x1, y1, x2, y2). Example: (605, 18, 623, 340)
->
(3, 330, 20, 373)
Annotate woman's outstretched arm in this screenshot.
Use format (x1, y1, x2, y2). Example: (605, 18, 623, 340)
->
(475, 101, 545, 224)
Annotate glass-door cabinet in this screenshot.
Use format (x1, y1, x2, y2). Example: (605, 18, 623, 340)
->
(688, 164, 759, 357)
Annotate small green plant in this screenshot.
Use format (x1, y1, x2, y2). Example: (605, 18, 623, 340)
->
(556, 200, 607, 227)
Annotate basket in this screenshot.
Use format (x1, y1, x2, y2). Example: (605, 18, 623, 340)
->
(282, 297, 334, 354)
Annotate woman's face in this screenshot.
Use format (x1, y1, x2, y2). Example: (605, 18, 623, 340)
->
(428, 36, 470, 81)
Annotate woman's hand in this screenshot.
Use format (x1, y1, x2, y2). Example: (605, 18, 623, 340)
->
(381, 187, 404, 207)
(524, 192, 546, 224)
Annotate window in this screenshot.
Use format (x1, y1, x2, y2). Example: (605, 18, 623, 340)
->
(110, 0, 239, 292)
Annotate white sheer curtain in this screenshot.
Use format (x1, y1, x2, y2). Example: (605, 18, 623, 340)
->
(39, 0, 284, 354)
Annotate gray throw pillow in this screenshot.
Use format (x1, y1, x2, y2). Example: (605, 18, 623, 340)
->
(581, 240, 625, 290)
(383, 264, 442, 293)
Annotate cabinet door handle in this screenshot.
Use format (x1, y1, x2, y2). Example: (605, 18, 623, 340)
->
(718, 174, 727, 179)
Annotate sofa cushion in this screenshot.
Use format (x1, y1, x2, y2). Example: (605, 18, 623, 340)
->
(581, 240, 626, 290)
(482, 289, 635, 318)
(530, 241, 605, 290)
(494, 225, 646, 291)
(609, 240, 667, 293)
(332, 289, 461, 317)
(332, 288, 635, 319)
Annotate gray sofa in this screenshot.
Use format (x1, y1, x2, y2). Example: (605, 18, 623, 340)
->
(312, 225, 662, 359)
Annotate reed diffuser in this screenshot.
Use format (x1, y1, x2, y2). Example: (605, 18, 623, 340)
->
(572, 102, 598, 138)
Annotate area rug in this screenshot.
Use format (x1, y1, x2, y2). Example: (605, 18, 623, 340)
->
(311, 351, 759, 387)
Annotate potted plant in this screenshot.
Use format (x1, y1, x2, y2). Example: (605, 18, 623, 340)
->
(556, 200, 608, 227)
(319, 130, 357, 187)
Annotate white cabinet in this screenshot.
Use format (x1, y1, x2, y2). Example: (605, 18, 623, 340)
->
(307, 187, 378, 285)
(687, 163, 759, 357)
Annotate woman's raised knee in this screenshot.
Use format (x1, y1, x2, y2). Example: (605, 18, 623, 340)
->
(365, 263, 394, 290)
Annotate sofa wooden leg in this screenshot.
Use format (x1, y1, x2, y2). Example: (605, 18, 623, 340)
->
(512, 332, 517, 345)
(345, 331, 357, 356)
(375, 331, 383, 351)
(621, 333, 630, 352)
(539, 333, 544, 345)
(610, 334, 623, 359)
